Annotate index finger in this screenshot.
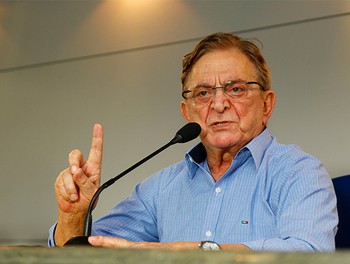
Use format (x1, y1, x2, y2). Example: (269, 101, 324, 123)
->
(88, 123, 104, 165)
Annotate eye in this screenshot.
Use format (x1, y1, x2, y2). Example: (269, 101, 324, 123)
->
(226, 83, 246, 96)
(195, 87, 213, 98)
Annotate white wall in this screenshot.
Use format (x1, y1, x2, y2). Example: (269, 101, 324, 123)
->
(0, 0, 349, 245)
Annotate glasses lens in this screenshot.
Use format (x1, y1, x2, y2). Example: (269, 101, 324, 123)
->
(193, 87, 214, 103)
(183, 81, 262, 105)
(225, 81, 248, 98)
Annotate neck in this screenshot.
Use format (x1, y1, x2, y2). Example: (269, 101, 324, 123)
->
(206, 147, 238, 182)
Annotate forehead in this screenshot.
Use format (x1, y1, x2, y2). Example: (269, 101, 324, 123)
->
(187, 49, 257, 86)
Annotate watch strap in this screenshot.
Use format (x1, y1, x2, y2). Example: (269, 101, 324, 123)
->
(198, 241, 221, 251)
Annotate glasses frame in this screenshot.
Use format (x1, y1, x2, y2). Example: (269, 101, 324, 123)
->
(181, 80, 266, 102)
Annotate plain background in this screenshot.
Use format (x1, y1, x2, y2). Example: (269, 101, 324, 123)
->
(0, 0, 349, 245)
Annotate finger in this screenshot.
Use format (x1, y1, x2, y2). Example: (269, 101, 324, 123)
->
(72, 168, 97, 200)
(88, 236, 131, 248)
(68, 149, 85, 174)
(55, 169, 77, 202)
(62, 172, 79, 201)
(87, 123, 103, 166)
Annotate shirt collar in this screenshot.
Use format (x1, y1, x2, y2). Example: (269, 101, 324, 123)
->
(185, 143, 206, 178)
(185, 128, 273, 178)
(241, 128, 273, 168)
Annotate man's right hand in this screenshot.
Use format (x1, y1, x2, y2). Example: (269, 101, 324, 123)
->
(54, 124, 104, 246)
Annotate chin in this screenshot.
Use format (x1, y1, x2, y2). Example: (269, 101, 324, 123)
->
(207, 136, 240, 149)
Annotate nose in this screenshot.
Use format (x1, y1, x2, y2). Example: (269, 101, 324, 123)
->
(210, 88, 230, 112)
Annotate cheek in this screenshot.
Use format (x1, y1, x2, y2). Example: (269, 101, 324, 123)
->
(223, 101, 249, 123)
(239, 101, 265, 127)
(185, 104, 208, 122)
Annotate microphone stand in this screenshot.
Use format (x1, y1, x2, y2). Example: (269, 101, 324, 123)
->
(64, 128, 194, 246)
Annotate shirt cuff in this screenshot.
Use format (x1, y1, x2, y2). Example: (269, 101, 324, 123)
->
(48, 223, 57, 247)
(241, 239, 265, 251)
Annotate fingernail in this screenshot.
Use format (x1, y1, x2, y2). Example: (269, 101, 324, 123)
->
(88, 236, 96, 244)
(75, 169, 83, 179)
(70, 194, 78, 201)
(71, 166, 78, 174)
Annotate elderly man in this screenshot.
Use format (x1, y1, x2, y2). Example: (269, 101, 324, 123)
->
(49, 32, 337, 251)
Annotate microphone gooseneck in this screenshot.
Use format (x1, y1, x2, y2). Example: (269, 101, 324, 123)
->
(64, 122, 201, 246)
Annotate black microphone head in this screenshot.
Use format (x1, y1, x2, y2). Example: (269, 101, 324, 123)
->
(171, 122, 201, 144)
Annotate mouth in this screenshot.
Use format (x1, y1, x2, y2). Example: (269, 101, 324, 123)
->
(209, 121, 233, 127)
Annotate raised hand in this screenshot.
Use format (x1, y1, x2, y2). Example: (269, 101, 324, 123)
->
(54, 124, 103, 246)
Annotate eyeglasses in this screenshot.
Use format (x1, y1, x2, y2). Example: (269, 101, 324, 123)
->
(182, 80, 265, 105)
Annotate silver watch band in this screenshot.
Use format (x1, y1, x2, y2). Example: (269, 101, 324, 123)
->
(198, 241, 221, 251)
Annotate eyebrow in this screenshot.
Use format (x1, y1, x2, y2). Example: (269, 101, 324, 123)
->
(192, 79, 246, 89)
(193, 83, 213, 89)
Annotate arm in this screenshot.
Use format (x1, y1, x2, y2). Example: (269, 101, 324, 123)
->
(88, 236, 250, 250)
(86, 169, 252, 250)
(52, 124, 104, 246)
(87, 156, 337, 251)
(244, 157, 338, 252)
(87, 182, 251, 250)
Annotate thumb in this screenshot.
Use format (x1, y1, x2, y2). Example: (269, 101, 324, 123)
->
(88, 236, 131, 248)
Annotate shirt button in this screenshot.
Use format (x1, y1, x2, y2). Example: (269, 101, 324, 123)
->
(205, 230, 212, 237)
(215, 187, 222, 194)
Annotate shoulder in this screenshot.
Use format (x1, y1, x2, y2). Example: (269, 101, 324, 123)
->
(266, 137, 325, 173)
(263, 137, 332, 198)
(261, 136, 331, 194)
(261, 137, 335, 217)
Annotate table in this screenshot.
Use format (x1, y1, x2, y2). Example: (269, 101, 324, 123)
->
(1, 246, 350, 264)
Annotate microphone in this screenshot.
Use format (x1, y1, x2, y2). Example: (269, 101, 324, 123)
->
(64, 122, 201, 246)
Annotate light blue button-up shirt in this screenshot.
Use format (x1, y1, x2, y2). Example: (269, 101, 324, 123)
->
(49, 129, 338, 251)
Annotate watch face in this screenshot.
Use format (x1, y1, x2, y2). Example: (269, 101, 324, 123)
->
(201, 241, 221, 251)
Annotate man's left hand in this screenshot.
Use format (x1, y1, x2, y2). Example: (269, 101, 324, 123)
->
(88, 236, 198, 249)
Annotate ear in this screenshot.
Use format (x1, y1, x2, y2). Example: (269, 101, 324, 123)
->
(262, 90, 276, 126)
(180, 100, 191, 122)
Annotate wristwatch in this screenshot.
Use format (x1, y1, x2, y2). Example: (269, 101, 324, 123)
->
(198, 241, 221, 251)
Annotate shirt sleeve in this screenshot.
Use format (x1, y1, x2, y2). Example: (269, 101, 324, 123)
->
(47, 175, 160, 247)
(243, 155, 338, 252)
(92, 177, 160, 242)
